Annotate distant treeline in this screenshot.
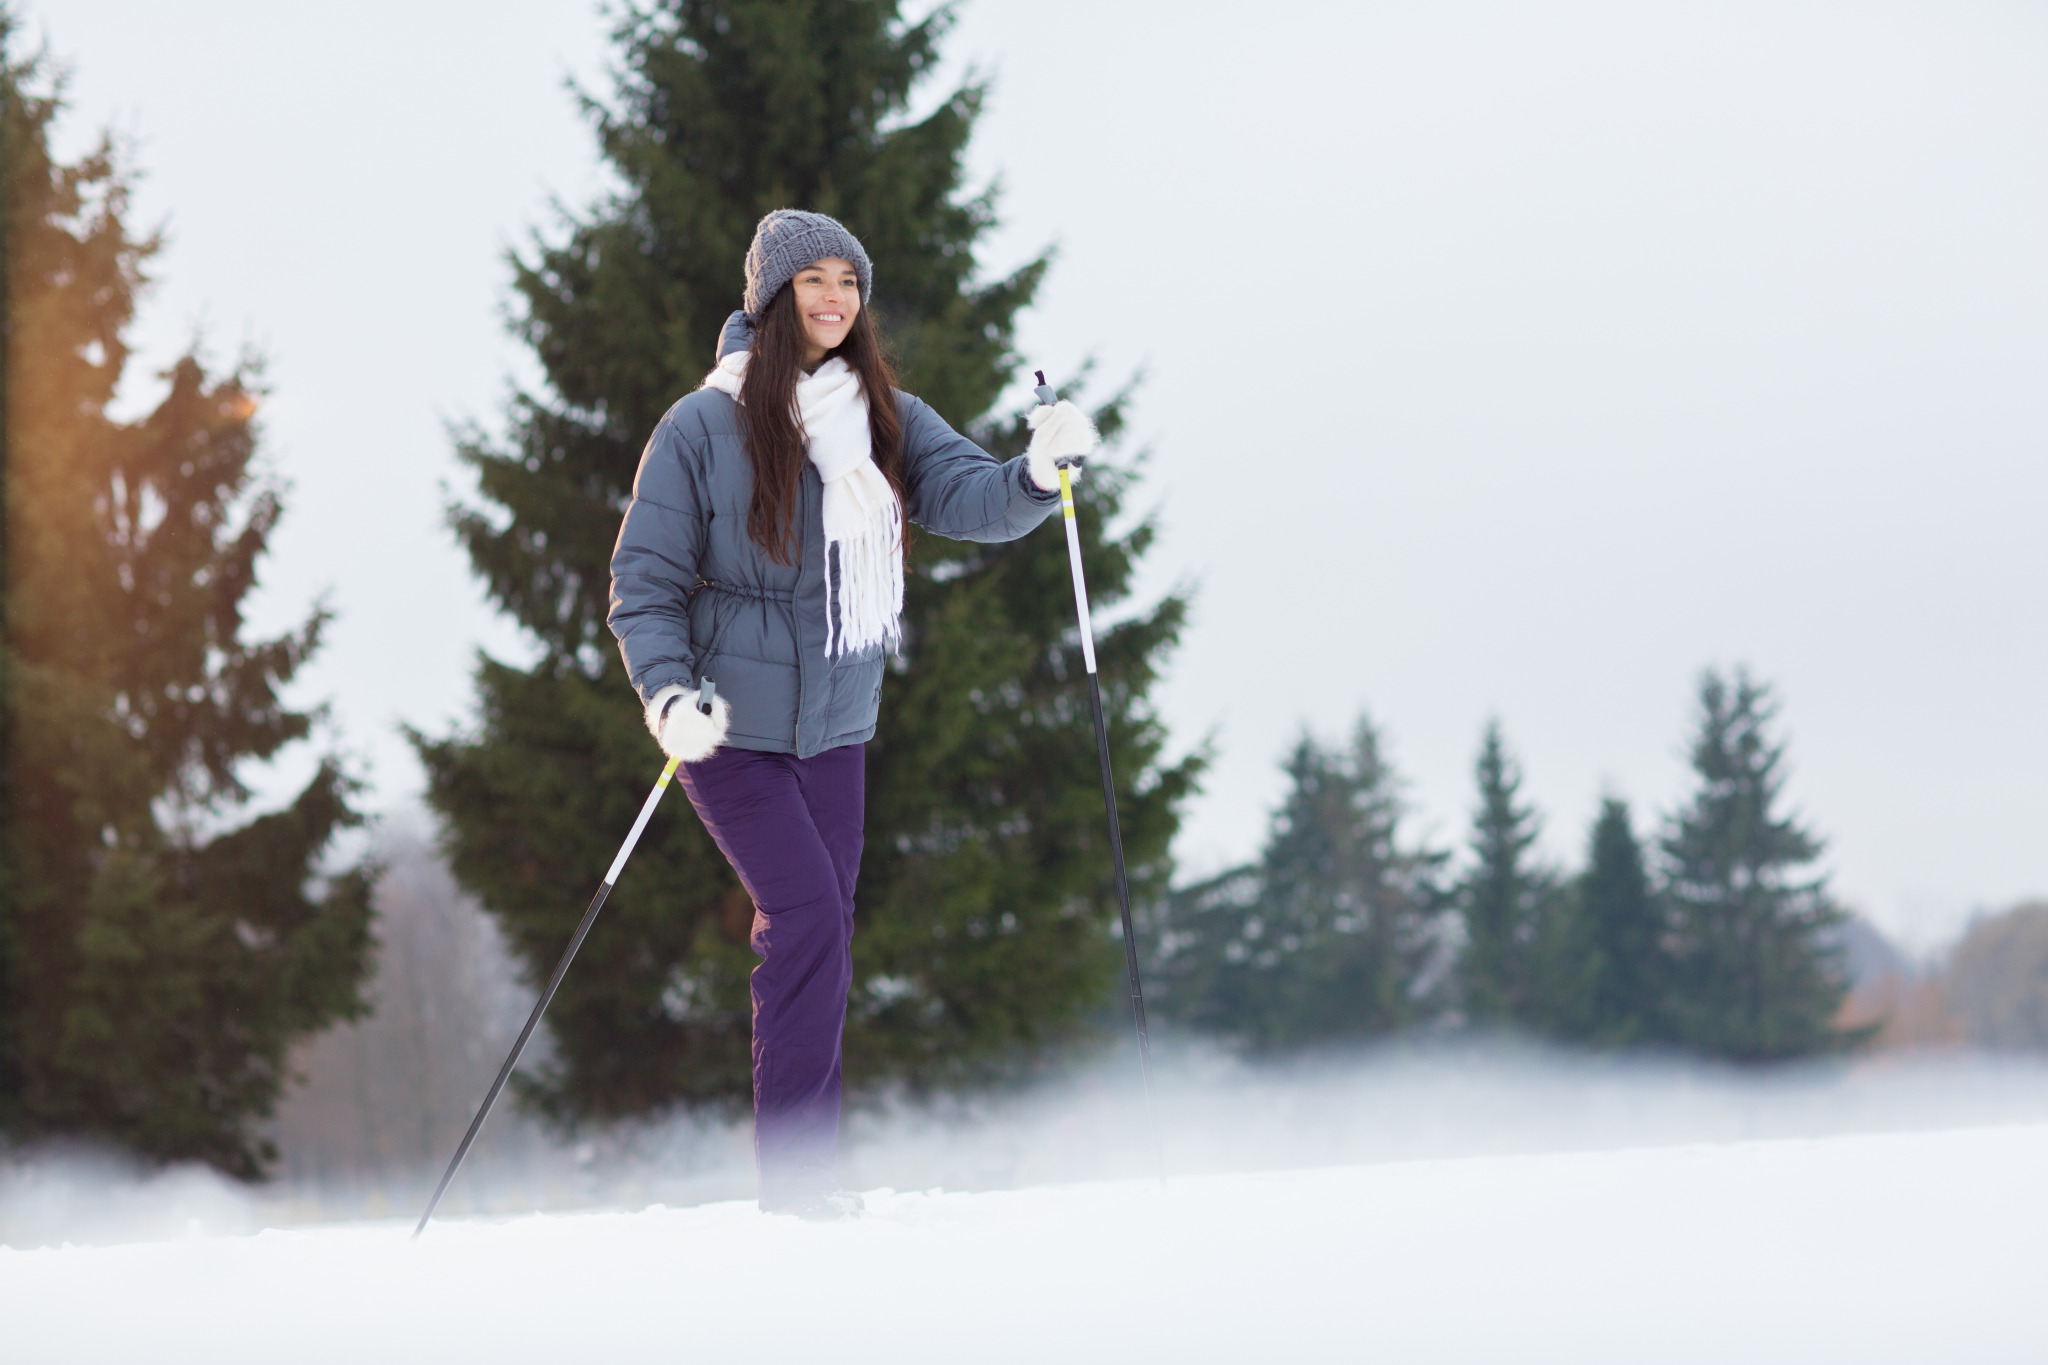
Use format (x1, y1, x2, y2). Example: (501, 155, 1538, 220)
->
(1150, 669, 1861, 1062)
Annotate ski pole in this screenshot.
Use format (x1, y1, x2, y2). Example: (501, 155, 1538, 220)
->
(412, 684, 712, 1238)
(1034, 371, 1160, 1161)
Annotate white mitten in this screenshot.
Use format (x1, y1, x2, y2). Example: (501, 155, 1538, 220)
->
(1025, 400, 1099, 492)
(645, 683, 732, 763)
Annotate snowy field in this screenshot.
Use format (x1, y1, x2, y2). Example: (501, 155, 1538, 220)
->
(6, 1052, 2048, 1362)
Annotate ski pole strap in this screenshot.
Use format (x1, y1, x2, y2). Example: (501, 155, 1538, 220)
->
(657, 681, 716, 726)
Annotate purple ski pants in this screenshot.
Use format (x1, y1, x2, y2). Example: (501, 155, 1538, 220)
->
(678, 742, 864, 1209)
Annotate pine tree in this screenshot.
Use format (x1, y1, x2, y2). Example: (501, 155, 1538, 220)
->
(1583, 797, 1666, 1042)
(1155, 716, 1446, 1051)
(1542, 797, 1667, 1046)
(418, 0, 1193, 1121)
(1659, 669, 1852, 1061)
(0, 22, 373, 1174)
(1452, 720, 1559, 1026)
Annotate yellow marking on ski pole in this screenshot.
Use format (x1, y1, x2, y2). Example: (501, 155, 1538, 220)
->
(658, 756, 680, 786)
(1058, 464, 1076, 518)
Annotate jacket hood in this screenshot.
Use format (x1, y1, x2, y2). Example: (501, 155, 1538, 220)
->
(716, 309, 755, 361)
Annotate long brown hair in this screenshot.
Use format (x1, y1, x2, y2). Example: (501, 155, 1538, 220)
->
(740, 283, 908, 567)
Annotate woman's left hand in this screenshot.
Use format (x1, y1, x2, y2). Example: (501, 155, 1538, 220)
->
(1026, 400, 1099, 492)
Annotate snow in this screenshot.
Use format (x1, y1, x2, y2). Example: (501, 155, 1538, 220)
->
(4, 1103, 2046, 1361)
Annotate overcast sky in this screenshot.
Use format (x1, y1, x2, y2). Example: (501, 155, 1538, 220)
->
(29, 0, 2048, 953)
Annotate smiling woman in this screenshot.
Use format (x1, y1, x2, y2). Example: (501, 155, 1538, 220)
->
(417, 2, 1196, 1237)
(607, 209, 1102, 1219)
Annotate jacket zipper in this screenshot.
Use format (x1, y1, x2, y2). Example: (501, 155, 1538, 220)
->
(794, 468, 811, 753)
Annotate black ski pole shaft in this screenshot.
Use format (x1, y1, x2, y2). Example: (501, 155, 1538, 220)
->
(412, 733, 695, 1238)
(1035, 371, 1160, 1164)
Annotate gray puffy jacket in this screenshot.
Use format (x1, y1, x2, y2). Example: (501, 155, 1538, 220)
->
(608, 387, 1060, 757)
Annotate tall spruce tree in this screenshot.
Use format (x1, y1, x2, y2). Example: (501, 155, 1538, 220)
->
(0, 24, 373, 1174)
(1154, 716, 1447, 1050)
(1452, 720, 1559, 1026)
(1556, 802, 1671, 1047)
(419, 0, 1193, 1121)
(1659, 669, 1852, 1060)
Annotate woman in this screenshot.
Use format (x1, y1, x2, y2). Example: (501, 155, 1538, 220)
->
(607, 210, 1098, 1219)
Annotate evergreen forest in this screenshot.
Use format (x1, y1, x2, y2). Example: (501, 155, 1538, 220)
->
(1151, 667, 1861, 1060)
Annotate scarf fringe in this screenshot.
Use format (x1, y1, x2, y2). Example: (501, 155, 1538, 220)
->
(824, 465, 904, 658)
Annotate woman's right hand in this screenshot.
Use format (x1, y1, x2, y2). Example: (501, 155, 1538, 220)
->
(645, 684, 733, 763)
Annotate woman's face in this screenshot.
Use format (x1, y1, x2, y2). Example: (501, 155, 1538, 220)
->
(791, 256, 860, 364)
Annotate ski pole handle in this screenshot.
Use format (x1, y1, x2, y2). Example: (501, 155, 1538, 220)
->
(1032, 369, 1085, 471)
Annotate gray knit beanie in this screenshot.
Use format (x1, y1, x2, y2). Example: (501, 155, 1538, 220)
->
(743, 209, 873, 318)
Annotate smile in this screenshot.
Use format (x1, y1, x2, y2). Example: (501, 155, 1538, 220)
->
(810, 313, 844, 324)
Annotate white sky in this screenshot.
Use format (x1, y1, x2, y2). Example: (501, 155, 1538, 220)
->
(28, 0, 2048, 954)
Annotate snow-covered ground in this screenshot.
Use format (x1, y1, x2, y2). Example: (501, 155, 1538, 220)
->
(6, 1052, 2047, 1361)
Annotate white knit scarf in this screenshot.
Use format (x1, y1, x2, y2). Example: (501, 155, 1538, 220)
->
(703, 351, 903, 658)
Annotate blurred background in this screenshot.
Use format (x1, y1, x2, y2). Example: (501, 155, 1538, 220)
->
(3, 0, 2044, 1241)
